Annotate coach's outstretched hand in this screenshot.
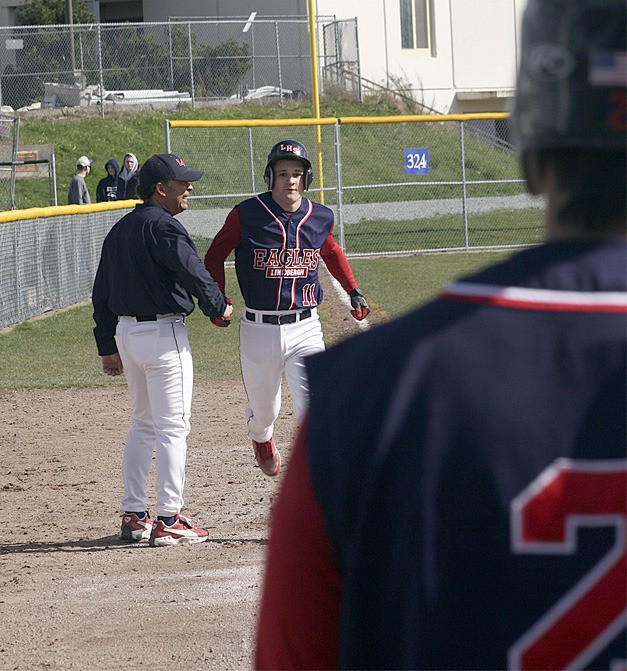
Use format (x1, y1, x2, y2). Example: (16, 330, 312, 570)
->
(212, 297, 233, 327)
(349, 288, 370, 321)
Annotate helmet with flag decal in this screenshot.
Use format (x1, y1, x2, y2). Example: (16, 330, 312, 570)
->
(512, 0, 625, 154)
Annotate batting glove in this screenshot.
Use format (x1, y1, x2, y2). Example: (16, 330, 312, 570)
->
(349, 288, 370, 321)
(212, 297, 233, 327)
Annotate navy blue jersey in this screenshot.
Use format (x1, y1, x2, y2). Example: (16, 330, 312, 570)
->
(259, 241, 626, 670)
(236, 192, 333, 310)
(205, 191, 357, 310)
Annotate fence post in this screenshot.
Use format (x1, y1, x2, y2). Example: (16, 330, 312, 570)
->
(10, 116, 18, 210)
(251, 23, 257, 89)
(50, 151, 58, 206)
(164, 119, 171, 153)
(460, 120, 469, 249)
(97, 22, 105, 118)
(248, 127, 256, 193)
(334, 120, 346, 251)
(187, 23, 195, 108)
(274, 22, 284, 101)
(168, 22, 174, 90)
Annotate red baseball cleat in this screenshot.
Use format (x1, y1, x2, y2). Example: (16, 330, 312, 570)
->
(253, 438, 281, 477)
(148, 514, 209, 547)
(119, 512, 153, 542)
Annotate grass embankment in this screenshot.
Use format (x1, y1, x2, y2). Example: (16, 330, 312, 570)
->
(15, 96, 525, 210)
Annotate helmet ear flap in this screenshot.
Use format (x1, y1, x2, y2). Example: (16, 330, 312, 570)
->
(521, 150, 543, 196)
(304, 166, 313, 190)
(264, 164, 274, 190)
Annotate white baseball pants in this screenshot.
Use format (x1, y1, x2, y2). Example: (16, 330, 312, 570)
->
(239, 307, 325, 443)
(115, 315, 192, 516)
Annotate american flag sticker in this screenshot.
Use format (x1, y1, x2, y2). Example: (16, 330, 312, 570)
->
(589, 50, 627, 86)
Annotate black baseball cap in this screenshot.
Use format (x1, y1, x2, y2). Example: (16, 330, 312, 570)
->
(138, 153, 204, 187)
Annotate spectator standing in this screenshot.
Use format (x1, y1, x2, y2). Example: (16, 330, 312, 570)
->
(92, 153, 233, 547)
(204, 140, 370, 478)
(96, 158, 120, 202)
(117, 152, 139, 200)
(256, 0, 627, 668)
(67, 155, 92, 205)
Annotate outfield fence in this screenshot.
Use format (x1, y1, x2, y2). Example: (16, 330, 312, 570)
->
(166, 112, 544, 257)
(1, 112, 545, 330)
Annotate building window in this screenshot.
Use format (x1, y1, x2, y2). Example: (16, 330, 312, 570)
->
(400, 0, 432, 51)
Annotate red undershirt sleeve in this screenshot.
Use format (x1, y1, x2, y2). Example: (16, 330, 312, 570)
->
(320, 228, 358, 294)
(203, 208, 241, 294)
(255, 419, 342, 670)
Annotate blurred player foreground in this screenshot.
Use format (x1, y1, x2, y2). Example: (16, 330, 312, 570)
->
(256, 0, 627, 668)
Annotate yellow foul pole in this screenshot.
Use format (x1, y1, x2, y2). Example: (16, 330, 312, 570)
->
(308, 0, 325, 203)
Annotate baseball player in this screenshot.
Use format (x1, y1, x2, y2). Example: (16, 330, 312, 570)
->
(256, 0, 627, 668)
(92, 153, 233, 547)
(204, 140, 370, 476)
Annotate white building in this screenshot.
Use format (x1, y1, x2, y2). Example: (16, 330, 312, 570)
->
(314, 0, 527, 113)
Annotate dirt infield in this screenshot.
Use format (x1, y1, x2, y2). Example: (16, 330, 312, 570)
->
(0, 276, 375, 670)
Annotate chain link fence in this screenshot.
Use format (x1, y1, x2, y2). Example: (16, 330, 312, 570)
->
(0, 113, 543, 330)
(0, 204, 131, 329)
(166, 113, 544, 256)
(0, 113, 58, 210)
(0, 112, 18, 209)
(0, 16, 358, 115)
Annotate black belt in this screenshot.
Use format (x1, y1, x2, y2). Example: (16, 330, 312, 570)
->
(130, 314, 184, 322)
(245, 309, 312, 325)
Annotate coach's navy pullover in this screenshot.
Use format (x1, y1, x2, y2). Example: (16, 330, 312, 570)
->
(92, 201, 226, 355)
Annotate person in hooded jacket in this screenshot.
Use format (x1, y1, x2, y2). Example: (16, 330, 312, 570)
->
(96, 158, 120, 202)
(117, 152, 140, 200)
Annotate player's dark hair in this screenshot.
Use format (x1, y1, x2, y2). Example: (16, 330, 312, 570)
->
(525, 148, 626, 230)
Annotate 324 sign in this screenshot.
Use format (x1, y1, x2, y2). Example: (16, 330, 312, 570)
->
(404, 148, 430, 174)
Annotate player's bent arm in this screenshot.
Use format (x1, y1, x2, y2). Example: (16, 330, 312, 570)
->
(321, 233, 370, 320)
(320, 232, 358, 294)
(204, 208, 242, 294)
(256, 420, 341, 671)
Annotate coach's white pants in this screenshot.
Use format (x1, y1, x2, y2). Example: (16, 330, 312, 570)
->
(115, 315, 192, 516)
(239, 308, 325, 443)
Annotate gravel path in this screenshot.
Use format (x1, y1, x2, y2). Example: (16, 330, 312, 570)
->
(179, 193, 545, 238)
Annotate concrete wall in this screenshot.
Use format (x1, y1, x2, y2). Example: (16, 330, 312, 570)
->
(142, 0, 308, 22)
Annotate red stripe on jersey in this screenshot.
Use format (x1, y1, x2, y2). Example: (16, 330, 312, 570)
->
(255, 195, 287, 310)
(440, 282, 627, 313)
(291, 201, 314, 308)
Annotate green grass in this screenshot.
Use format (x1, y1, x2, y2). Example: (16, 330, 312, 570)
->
(0, 251, 513, 388)
(13, 96, 521, 210)
(349, 251, 512, 319)
(342, 209, 544, 254)
(14, 97, 397, 209)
